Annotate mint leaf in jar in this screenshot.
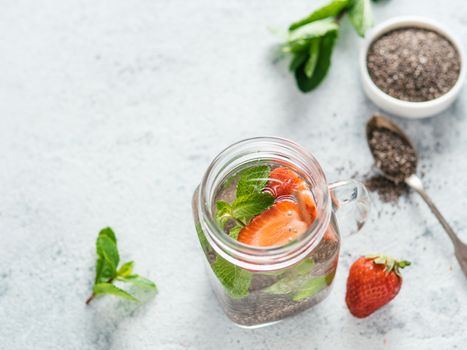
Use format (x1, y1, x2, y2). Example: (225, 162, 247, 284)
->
(265, 259, 333, 301)
(232, 192, 274, 224)
(236, 165, 271, 197)
(292, 276, 328, 301)
(212, 256, 252, 299)
(86, 227, 157, 305)
(292, 270, 336, 301)
(196, 223, 211, 252)
(214, 165, 273, 235)
(265, 259, 314, 295)
(215, 200, 234, 229)
(229, 225, 242, 240)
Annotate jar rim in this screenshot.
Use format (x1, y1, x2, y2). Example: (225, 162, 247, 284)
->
(197, 136, 332, 270)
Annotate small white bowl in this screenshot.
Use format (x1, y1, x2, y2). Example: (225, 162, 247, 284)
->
(360, 16, 465, 119)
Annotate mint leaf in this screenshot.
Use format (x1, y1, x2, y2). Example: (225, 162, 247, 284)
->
(87, 227, 157, 305)
(295, 30, 338, 92)
(289, 50, 309, 72)
(283, 0, 374, 93)
(223, 173, 236, 190)
(288, 19, 339, 45)
(195, 223, 211, 252)
(215, 165, 273, 237)
(264, 259, 333, 301)
(232, 192, 274, 223)
(292, 276, 328, 301)
(117, 261, 134, 277)
(289, 0, 350, 31)
(348, 0, 373, 37)
(215, 200, 233, 229)
(265, 259, 314, 295)
(95, 258, 108, 284)
(211, 256, 252, 299)
(304, 38, 321, 78)
(95, 228, 120, 283)
(99, 227, 117, 243)
(229, 225, 242, 240)
(236, 165, 271, 197)
(93, 283, 139, 302)
(97, 229, 119, 268)
(118, 274, 157, 291)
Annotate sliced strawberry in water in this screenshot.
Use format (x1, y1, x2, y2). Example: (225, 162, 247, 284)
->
(266, 167, 306, 198)
(237, 201, 308, 247)
(266, 167, 317, 223)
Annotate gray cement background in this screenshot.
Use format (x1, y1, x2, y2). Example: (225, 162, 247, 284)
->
(1, 1, 466, 349)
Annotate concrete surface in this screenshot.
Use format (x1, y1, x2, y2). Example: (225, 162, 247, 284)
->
(1, 0, 467, 349)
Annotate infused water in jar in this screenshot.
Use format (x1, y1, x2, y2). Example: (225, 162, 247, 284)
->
(192, 137, 370, 327)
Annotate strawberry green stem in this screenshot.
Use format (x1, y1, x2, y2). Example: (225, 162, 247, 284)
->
(365, 255, 411, 276)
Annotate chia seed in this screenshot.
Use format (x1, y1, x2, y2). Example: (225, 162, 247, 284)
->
(364, 175, 409, 203)
(367, 27, 461, 102)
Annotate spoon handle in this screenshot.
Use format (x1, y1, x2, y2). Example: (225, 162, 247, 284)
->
(405, 175, 461, 246)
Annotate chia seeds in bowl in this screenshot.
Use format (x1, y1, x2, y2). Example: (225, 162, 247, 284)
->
(367, 27, 461, 102)
(360, 17, 465, 118)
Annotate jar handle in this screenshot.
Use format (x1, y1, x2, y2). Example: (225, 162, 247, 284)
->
(328, 179, 370, 237)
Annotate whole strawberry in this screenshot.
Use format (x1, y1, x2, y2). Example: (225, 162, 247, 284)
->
(345, 255, 410, 318)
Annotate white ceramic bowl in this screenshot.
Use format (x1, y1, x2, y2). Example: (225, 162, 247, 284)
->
(360, 16, 465, 119)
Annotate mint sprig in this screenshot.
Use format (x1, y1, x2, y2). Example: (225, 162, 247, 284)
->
(210, 165, 273, 299)
(86, 227, 157, 305)
(283, 0, 379, 92)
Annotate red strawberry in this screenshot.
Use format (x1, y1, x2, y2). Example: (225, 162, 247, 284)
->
(345, 255, 410, 318)
(237, 201, 308, 247)
(266, 167, 317, 224)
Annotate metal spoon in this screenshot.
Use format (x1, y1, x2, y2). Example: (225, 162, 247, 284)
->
(367, 115, 467, 277)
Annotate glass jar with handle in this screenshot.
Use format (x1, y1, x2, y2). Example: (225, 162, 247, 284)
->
(192, 137, 370, 328)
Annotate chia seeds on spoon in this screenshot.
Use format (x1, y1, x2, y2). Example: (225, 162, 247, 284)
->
(367, 27, 461, 102)
(365, 120, 418, 203)
(368, 127, 417, 184)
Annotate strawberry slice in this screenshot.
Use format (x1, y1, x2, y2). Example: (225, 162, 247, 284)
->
(266, 167, 337, 241)
(266, 167, 307, 198)
(266, 167, 317, 224)
(237, 201, 308, 247)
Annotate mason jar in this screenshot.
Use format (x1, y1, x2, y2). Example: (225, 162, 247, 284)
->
(192, 137, 370, 328)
